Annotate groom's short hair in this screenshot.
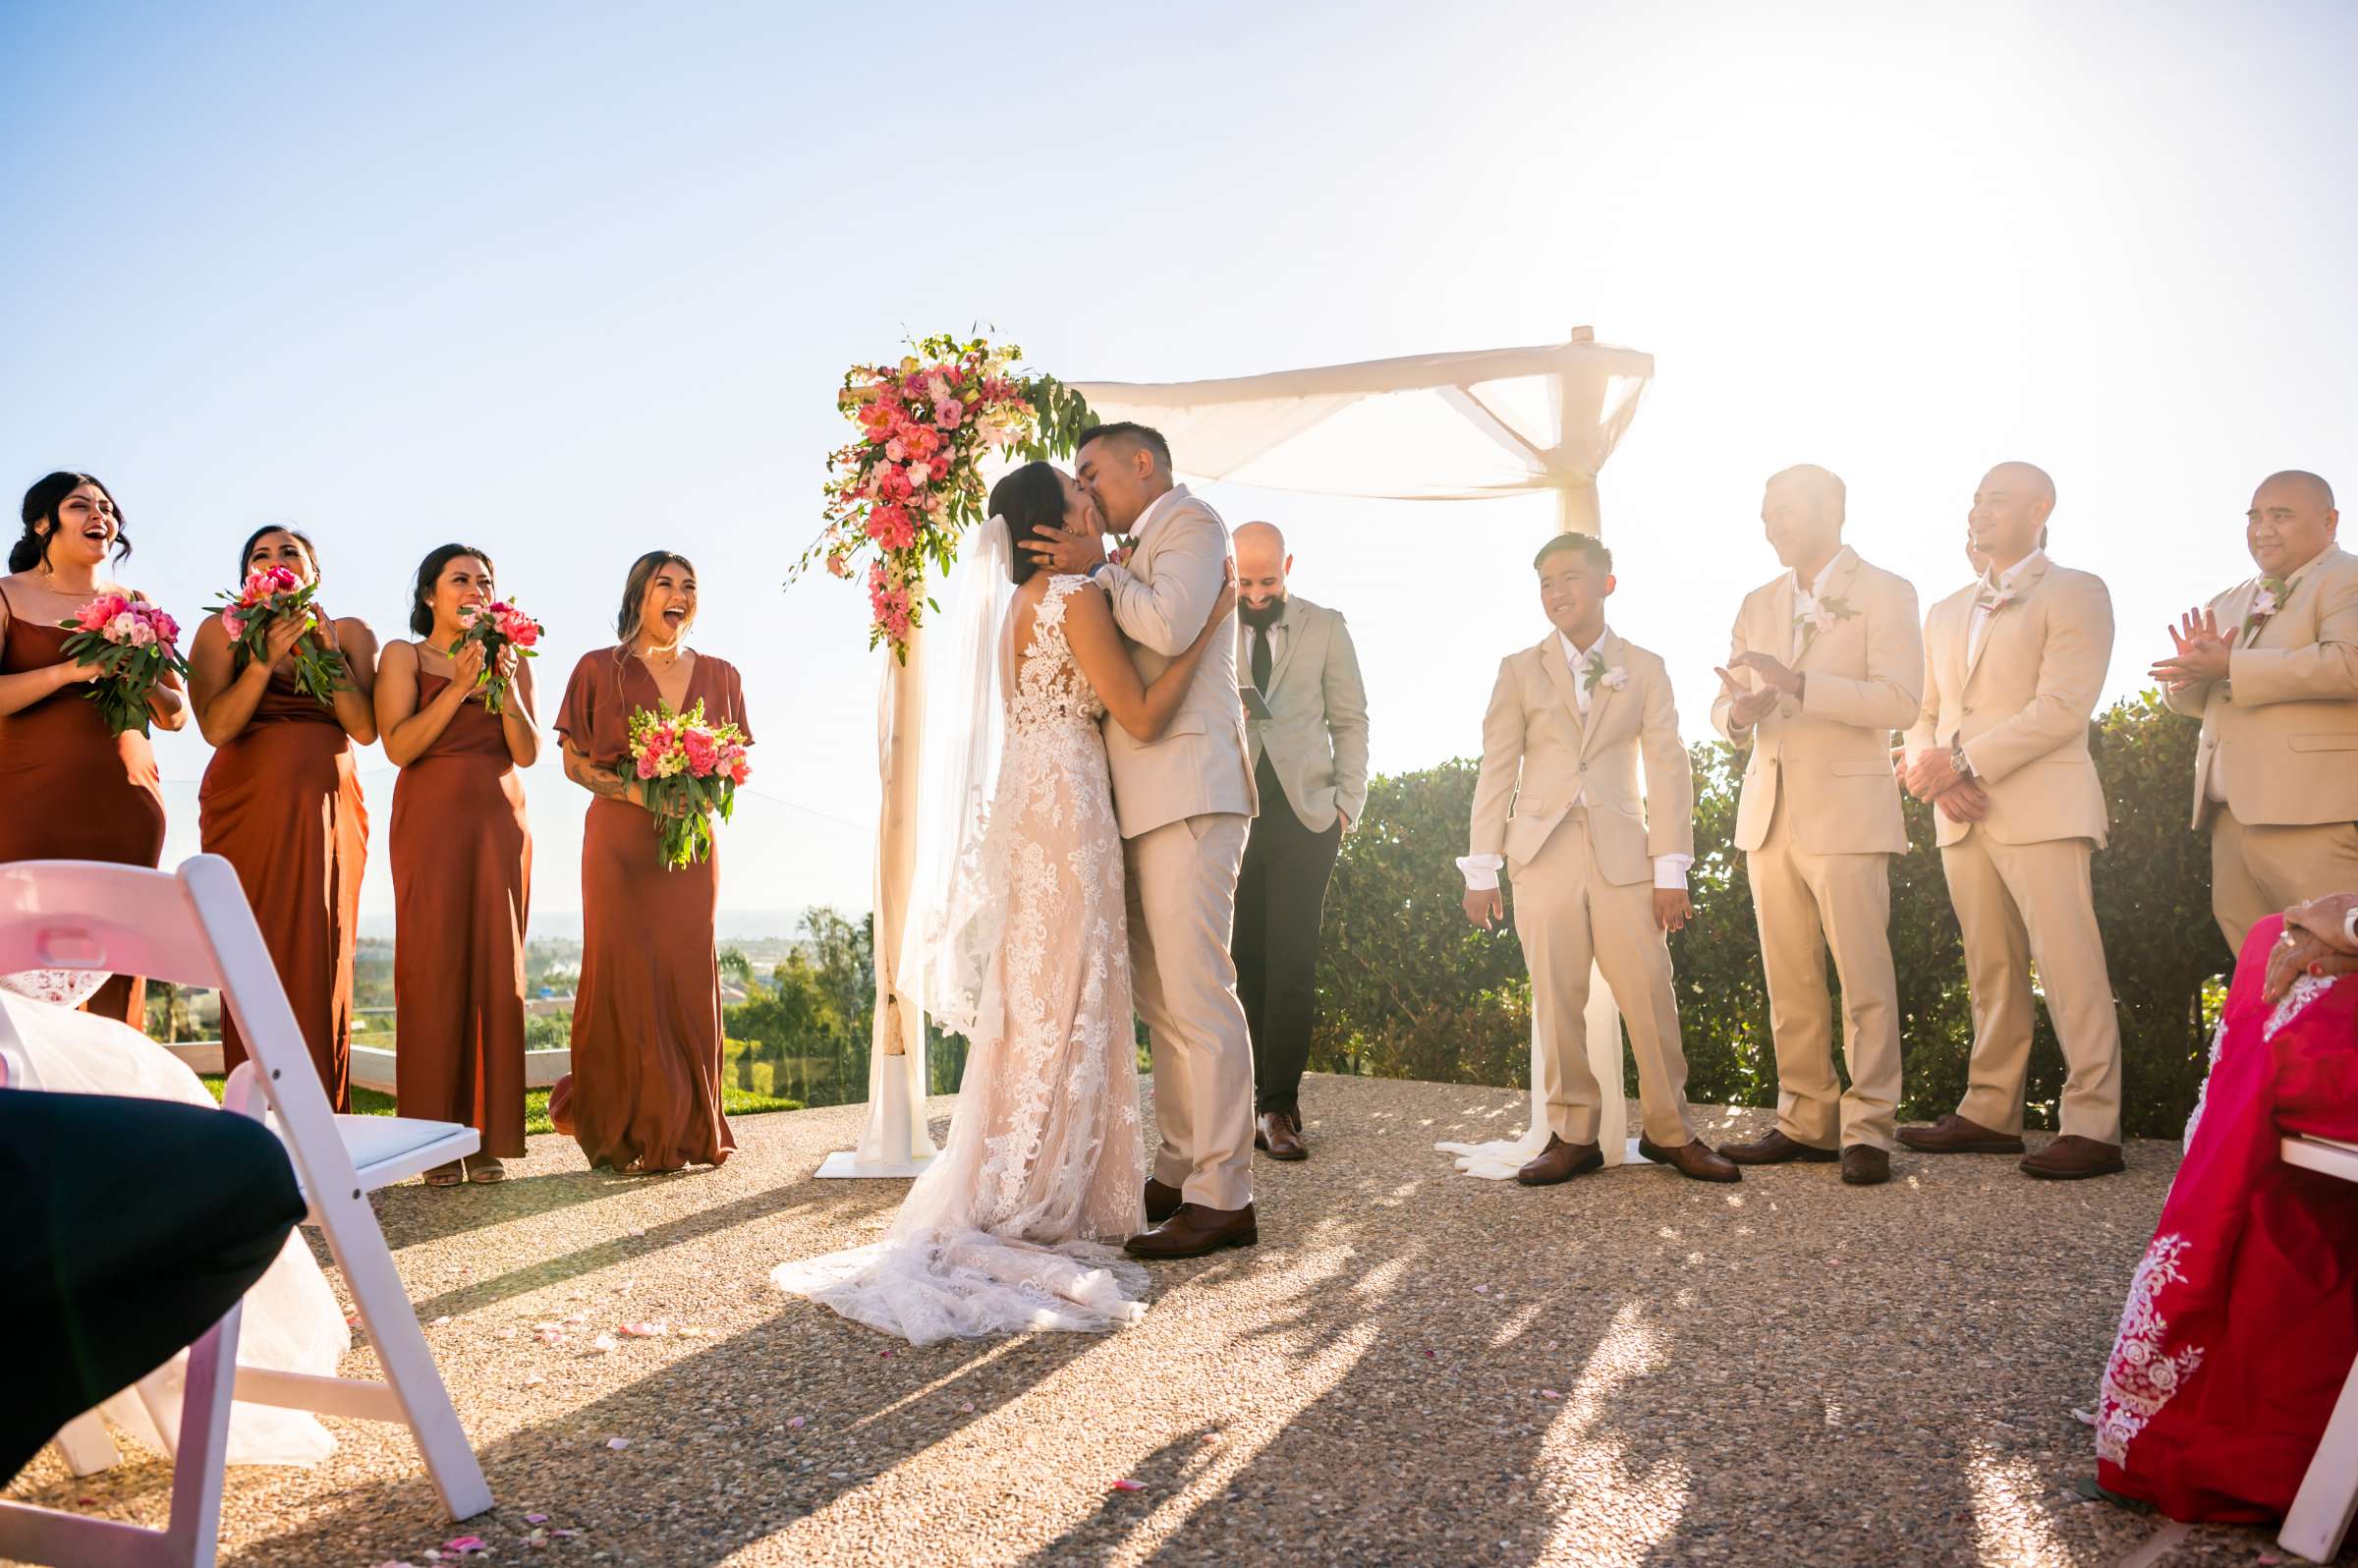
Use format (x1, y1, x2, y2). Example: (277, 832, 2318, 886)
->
(1534, 532, 1612, 574)
(1077, 421, 1172, 475)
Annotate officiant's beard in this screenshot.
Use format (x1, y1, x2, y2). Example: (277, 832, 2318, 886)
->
(1237, 597, 1285, 629)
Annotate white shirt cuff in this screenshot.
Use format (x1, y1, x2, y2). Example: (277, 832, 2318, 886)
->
(1653, 854, 1692, 891)
(1457, 854, 1503, 891)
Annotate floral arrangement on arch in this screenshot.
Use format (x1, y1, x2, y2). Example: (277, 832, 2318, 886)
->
(797, 332, 1095, 661)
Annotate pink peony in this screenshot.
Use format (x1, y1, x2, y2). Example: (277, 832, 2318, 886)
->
(884, 438, 905, 463)
(933, 399, 963, 428)
(150, 609, 180, 644)
(683, 728, 718, 776)
(128, 618, 156, 648)
(221, 610, 246, 640)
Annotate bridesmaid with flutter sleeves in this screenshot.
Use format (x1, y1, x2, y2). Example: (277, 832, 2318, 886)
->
(550, 551, 751, 1174)
(376, 543, 537, 1186)
(0, 472, 186, 1028)
(191, 526, 377, 1110)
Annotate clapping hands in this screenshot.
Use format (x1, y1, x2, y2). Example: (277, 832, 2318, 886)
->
(2150, 607, 2231, 692)
(1713, 667, 1778, 731)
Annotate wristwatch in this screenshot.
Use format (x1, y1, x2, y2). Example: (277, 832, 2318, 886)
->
(1948, 741, 1974, 780)
(1086, 559, 1112, 583)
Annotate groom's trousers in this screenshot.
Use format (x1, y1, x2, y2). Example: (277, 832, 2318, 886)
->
(0, 1090, 306, 1482)
(1233, 757, 1343, 1118)
(1126, 812, 1257, 1212)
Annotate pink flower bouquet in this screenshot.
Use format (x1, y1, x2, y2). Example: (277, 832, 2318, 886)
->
(57, 593, 188, 736)
(211, 564, 347, 705)
(449, 597, 543, 715)
(626, 699, 751, 869)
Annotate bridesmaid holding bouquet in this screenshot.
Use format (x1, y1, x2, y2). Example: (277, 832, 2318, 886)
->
(0, 472, 187, 1028)
(191, 527, 376, 1109)
(551, 551, 752, 1174)
(376, 544, 538, 1186)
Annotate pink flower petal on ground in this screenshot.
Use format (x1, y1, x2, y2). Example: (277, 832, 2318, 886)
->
(957, 1402, 975, 1414)
(1540, 1389, 1562, 1400)
(588, 1333, 618, 1354)
(626, 1227, 646, 1238)
(524, 1513, 547, 1524)
(443, 1537, 486, 1553)
(786, 1416, 806, 1429)
(495, 1328, 517, 1341)
(552, 1529, 582, 1538)
(879, 1350, 893, 1358)
(607, 1437, 631, 1450)
(1110, 1479, 1146, 1492)
(619, 1319, 669, 1337)
(563, 1312, 590, 1325)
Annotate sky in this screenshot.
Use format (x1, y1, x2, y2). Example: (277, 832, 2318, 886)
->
(6, 0, 2355, 927)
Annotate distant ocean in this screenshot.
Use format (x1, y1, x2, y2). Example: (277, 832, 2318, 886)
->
(357, 908, 845, 942)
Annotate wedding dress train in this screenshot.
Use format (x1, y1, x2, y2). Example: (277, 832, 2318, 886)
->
(772, 574, 1149, 1345)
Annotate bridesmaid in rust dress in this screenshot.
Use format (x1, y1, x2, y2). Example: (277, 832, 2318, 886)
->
(376, 544, 537, 1186)
(551, 550, 751, 1173)
(0, 473, 185, 1027)
(191, 527, 377, 1110)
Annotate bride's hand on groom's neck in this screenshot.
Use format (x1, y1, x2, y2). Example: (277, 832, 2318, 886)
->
(1022, 531, 1108, 577)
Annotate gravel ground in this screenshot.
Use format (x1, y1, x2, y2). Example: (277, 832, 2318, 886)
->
(6, 1075, 2336, 1568)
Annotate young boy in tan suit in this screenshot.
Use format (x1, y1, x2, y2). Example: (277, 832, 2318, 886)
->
(1897, 463, 2126, 1180)
(1458, 532, 1738, 1186)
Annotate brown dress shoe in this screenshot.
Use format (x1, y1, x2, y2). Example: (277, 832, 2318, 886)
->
(1143, 1178, 1184, 1224)
(1840, 1145, 1891, 1186)
(2020, 1136, 2125, 1180)
(1514, 1133, 1603, 1186)
(1717, 1129, 1840, 1165)
(1897, 1112, 2026, 1154)
(1638, 1137, 1742, 1183)
(1124, 1203, 1258, 1260)
(1254, 1110, 1308, 1161)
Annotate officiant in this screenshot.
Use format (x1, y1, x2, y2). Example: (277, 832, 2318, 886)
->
(1230, 522, 1368, 1162)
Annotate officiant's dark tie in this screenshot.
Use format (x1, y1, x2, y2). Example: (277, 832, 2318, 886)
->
(1252, 626, 1272, 695)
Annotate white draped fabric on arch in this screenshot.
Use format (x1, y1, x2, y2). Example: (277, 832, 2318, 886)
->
(832, 329, 1657, 1181)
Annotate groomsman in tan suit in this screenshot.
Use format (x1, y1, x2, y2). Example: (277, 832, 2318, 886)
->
(1027, 421, 1261, 1259)
(1896, 463, 2126, 1179)
(2153, 471, 2358, 951)
(1712, 465, 1922, 1187)
(1459, 532, 1739, 1186)
(1231, 523, 1369, 1162)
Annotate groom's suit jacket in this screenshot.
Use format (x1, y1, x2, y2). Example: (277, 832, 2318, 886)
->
(1468, 628, 1694, 886)
(1096, 483, 1258, 840)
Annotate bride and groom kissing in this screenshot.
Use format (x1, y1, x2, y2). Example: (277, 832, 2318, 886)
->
(771, 422, 1263, 1346)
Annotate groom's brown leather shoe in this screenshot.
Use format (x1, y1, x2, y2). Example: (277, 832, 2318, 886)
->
(1840, 1145, 1891, 1186)
(1514, 1134, 1602, 1186)
(1143, 1178, 1184, 1225)
(1896, 1112, 2026, 1154)
(1638, 1137, 1742, 1183)
(1717, 1129, 1839, 1165)
(2020, 1136, 2125, 1180)
(1124, 1203, 1258, 1260)
(1255, 1110, 1308, 1161)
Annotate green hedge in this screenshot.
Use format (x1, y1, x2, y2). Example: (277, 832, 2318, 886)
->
(1311, 692, 2226, 1140)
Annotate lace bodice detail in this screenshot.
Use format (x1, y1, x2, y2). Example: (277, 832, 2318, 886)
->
(1009, 575, 1104, 732)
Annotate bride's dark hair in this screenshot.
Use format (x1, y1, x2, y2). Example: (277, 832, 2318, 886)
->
(989, 461, 1067, 587)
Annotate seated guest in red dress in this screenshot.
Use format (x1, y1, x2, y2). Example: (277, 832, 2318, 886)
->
(2096, 891, 2358, 1523)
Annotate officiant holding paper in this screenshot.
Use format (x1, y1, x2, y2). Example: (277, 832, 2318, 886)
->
(1230, 523, 1368, 1161)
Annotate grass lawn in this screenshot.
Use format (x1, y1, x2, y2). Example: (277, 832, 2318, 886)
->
(198, 1077, 802, 1135)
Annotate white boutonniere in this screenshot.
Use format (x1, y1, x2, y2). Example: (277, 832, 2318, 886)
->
(1582, 651, 1628, 695)
(1974, 586, 2017, 615)
(1791, 591, 1858, 650)
(2241, 575, 2289, 644)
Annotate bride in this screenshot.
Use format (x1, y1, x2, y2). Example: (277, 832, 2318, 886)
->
(771, 461, 1234, 1345)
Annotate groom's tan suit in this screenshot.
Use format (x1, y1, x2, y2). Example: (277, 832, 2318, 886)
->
(1468, 628, 1701, 1147)
(1712, 545, 1922, 1152)
(1095, 483, 1259, 1212)
(2162, 545, 2358, 951)
(1905, 555, 2124, 1143)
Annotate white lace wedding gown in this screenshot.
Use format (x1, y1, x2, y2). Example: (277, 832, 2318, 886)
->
(0, 972, 350, 1466)
(772, 575, 1150, 1345)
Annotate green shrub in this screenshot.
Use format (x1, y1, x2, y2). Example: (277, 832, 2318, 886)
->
(1312, 693, 2227, 1139)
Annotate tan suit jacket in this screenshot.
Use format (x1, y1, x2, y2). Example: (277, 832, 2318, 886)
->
(1097, 484, 1258, 839)
(2164, 545, 2358, 829)
(1711, 547, 1923, 856)
(1240, 595, 1370, 834)
(1469, 629, 1694, 887)
(1905, 558, 2112, 850)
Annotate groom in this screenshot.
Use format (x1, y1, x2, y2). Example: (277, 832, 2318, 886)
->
(1024, 421, 1261, 1259)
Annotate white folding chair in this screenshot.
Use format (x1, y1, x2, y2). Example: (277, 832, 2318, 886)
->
(0, 856, 492, 1568)
(2278, 1133, 2358, 1562)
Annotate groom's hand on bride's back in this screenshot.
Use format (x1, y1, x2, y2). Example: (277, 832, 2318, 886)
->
(1021, 531, 1107, 576)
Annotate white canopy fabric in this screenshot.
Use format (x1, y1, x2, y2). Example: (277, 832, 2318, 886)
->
(1084, 332, 1657, 1176)
(1077, 332, 1653, 532)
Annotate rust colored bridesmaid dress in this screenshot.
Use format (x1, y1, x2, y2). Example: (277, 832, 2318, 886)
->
(0, 590, 167, 1028)
(390, 669, 532, 1157)
(199, 671, 368, 1110)
(552, 646, 750, 1172)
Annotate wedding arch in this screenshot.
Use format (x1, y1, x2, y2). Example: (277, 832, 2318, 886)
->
(810, 328, 1656, 1179)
